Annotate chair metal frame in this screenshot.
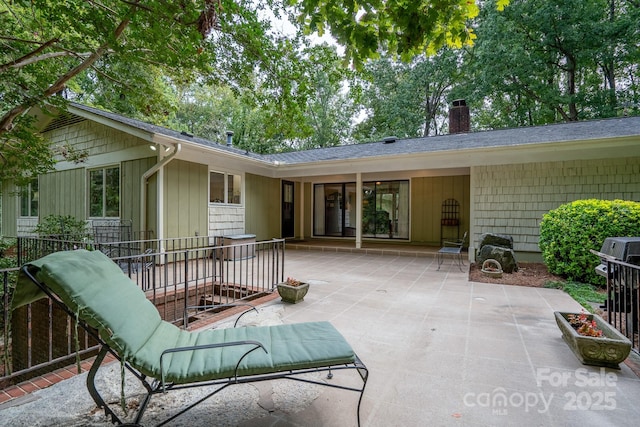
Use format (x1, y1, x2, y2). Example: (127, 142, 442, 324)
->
(21, 265, 369, 426)
(437, 231, 468, 271)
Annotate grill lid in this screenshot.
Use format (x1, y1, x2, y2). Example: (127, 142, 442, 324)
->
(599, 237, 640, 262)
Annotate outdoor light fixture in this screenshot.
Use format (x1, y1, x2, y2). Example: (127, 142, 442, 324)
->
(149, 144, 172, 152)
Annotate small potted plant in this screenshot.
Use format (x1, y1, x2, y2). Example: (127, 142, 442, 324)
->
(554, 310, 632, 369)
(276, 277, 309, 304)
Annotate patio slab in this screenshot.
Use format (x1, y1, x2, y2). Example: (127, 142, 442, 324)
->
(1, 249, 639, 426)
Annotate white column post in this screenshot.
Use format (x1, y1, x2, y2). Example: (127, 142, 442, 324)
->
(356, 173, 362, 249)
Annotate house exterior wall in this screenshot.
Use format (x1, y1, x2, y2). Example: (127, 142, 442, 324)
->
(44, 118, 142, 156)
(208, 206, 246, 238)
(411, 175, 470, 246)
(245, 173, 280, 240)
(471, 156, 640, 256)
(38, 168, 86, 219)
(164, 160, 208, 240)
(145, 170, 159, 239)
(1, 181, 17, 236)
(122, 157, 157, 234)
(4, 119, 160, 237)
(303, 182, 312, 239)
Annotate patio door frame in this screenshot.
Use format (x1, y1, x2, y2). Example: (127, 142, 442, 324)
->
(282, 180, 295, 238)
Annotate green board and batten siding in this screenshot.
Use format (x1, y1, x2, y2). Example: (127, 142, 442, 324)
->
(38, 169, 86, 219)
(411, 175, 470, 246)
(1, 181, 17, 236)
(122, 157, 158, 234)
(163, 160, 207, 240)
(245, 173, 281, 241)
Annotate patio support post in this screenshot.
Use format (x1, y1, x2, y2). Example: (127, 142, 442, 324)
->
(298, 181, 305, 240)
(468, 166, 477, 263)
(356, 173, 362, 249)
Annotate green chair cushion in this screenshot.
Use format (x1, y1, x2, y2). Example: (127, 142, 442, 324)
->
(17, 250, 356, 384)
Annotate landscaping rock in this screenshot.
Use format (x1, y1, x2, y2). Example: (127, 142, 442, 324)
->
(478, 233, 514, 250)
(477, 245, 519, 273)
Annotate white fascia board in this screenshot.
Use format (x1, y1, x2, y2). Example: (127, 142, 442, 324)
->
(462, 136, 640, 166)
(269, 136, 640, 179)
(284, 168, 471, 184)
(153, 134, 275, 175)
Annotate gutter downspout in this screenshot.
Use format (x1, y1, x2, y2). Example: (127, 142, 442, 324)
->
(141, 143, 181, 244)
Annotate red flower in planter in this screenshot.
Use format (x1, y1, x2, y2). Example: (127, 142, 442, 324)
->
(567, 310, 603, 337)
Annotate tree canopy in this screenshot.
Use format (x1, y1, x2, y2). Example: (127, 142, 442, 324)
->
(466, 0, 640, 127)
(1, 0, 511, 184)
(289, 0, 510, 64)
(1, 0, 276, 184)
(354, 49, 461, 141)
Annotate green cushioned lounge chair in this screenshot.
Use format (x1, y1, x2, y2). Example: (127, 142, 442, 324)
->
(14, 250, 368, 426)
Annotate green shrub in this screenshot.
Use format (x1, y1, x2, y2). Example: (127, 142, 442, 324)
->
(539, 199, 640, 286)
(1, 237, 18, 302)
(34, 214, 91, 241)
(0, 236, 16, 258)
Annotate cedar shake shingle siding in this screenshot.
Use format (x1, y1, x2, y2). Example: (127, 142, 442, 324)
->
(472, 158, 640, 253)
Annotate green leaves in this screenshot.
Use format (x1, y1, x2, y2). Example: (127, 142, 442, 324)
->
(539, 199, 640, 286)
(353, 49, 461, 140)
(0, 0, 276, 176)
(467, 0, 640, 127)
(290, 1, 509, 67)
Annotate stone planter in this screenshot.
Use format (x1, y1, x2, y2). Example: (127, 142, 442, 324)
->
(276, 282, 309, 304)
(554, 311, 632, 369)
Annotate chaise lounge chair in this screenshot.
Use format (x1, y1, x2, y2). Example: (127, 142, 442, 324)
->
(13, 250, 368, 426)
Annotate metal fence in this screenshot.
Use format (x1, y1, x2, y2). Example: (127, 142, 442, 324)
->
(1, 236, 285, 388)
(601, 257, 640, 354)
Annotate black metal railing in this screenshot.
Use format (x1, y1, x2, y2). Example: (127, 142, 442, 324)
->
(15, 235, 217, 266)
(1, 237, 285, 388)
(600, 257, 640, 354)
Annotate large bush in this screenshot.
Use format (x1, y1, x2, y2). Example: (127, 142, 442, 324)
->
(539, 199, 640, 286)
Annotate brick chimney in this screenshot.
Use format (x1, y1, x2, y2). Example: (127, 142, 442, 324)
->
(449, 99, 470, 134)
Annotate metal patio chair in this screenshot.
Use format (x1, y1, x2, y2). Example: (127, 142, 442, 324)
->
(437, 231, 468, 271)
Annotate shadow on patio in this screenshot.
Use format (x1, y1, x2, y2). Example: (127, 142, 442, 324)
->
(1, 248, 640, 426)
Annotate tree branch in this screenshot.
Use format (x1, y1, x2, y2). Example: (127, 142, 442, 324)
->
(0, 38, 59, 72)
(1, 50, 93, 71)
(0, 17, 131, 133)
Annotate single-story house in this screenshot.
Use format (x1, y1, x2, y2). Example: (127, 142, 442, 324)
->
(2, 102, 639, 261)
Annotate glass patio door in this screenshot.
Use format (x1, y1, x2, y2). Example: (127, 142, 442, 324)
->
(314, 181, 407, 239)
(313, 183, 356, 237)
(362, 181, 409, 239)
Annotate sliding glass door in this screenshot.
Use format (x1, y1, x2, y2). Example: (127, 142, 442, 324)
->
(313, 180, 408, 239)
(313, 183, 356, 237)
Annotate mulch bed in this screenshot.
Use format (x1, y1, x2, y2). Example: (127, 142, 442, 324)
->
(468, 262, 564, 287)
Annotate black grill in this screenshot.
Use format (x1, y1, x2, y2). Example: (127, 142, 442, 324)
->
(594, 237, 640, 277)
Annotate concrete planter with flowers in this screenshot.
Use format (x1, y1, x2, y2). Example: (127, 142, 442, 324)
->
(554, 311, 631, 369)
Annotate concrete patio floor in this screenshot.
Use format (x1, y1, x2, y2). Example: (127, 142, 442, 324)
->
(1, 248, 640, 426)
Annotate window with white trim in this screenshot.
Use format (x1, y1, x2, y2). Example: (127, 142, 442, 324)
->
(20, 179, 39, 217)
(89, 166, 120, 218)
(209, 171, 242, 204)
